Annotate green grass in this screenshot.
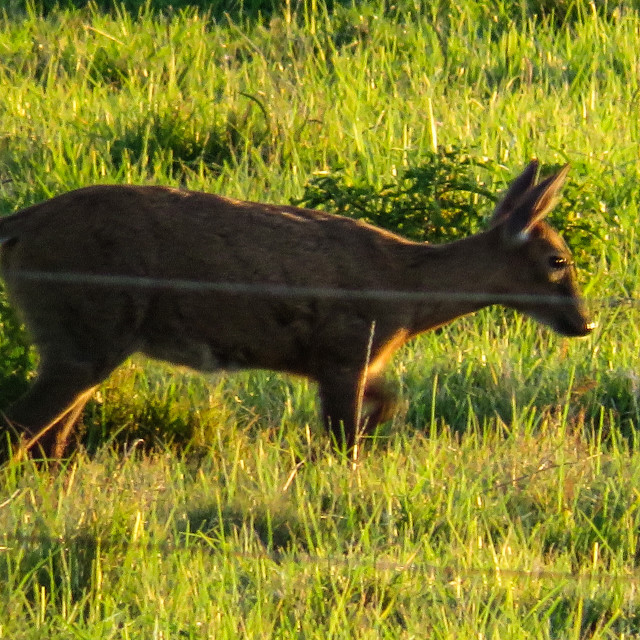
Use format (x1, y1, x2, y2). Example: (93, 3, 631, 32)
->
(1, 0, 640, 637)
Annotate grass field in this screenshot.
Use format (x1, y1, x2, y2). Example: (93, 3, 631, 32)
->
(1, 0, 640, 637)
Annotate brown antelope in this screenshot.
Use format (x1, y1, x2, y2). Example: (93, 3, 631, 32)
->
(0, 160, 593, 458)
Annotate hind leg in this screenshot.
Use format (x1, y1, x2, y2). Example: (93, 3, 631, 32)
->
(0, 282, 143, 459)
(40, 387, 96, 459)
(5, 358, 111, 459)
(362, 376, 397, 430)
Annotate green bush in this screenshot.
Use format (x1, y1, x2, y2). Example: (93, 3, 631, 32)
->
(0, 289, 34, 409)
(295, 148, 609, 270)
(296, 148, 498, 243)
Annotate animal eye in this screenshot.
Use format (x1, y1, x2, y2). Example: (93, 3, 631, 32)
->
(548, 256, 567, 270)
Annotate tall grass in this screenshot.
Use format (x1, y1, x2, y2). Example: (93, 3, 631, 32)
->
(1, 1, 640, 637)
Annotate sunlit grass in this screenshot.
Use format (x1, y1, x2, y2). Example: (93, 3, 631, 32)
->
(1, 1, 640, 637)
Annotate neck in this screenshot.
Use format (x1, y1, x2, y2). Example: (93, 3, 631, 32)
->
(397, 228, 506, 335)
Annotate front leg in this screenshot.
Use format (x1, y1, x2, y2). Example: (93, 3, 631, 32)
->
(317, 369, 396, 452)
(317, 368, 362, 451)
(313, 319, 405, 453)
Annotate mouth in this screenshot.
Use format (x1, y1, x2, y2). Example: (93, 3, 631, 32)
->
(525, 307, 596, 337)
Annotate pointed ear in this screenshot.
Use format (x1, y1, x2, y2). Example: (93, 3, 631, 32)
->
(503, 163, 570, 244)
(489, 160, 539, 228)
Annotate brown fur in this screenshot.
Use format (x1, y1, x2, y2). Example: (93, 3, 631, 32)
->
(0, 161, 593, 457)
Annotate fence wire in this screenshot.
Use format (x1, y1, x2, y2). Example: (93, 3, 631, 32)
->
(1, 523, 639, 589)
(2, 268, 638, 309)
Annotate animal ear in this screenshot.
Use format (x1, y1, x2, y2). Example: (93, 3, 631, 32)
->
(502, 163, 570, 244)
(489, 160, 539, 228)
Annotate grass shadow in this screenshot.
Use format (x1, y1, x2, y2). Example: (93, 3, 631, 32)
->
(404, 358, 640, 447)
(0, 529, 98, 613)
(179, 500, 309, 554)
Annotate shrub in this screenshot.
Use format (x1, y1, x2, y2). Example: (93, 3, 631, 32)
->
(296, 148, 498, 244)
(295, 148, 608, 270)
(0, 289, 34, 409)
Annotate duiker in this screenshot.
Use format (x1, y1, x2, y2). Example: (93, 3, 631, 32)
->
(0, 160, 592, 458)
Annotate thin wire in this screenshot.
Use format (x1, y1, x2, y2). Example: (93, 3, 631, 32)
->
(3, 268, 636, 308)
(1, 527, 639, 588)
